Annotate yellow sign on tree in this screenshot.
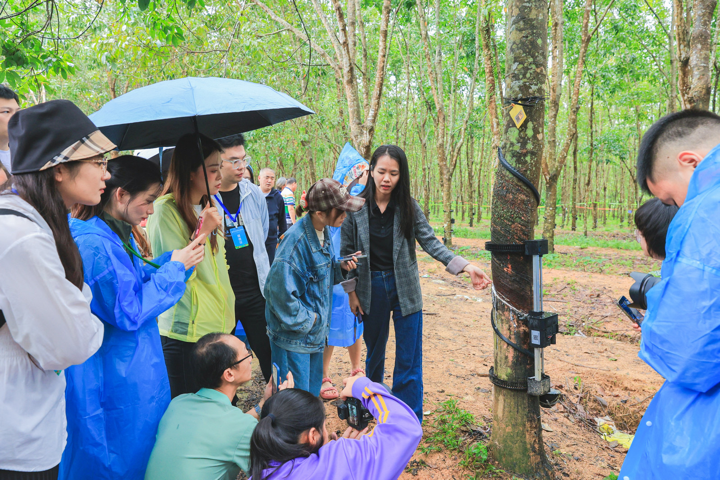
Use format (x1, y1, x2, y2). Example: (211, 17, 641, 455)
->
(509, 103, 527, 128)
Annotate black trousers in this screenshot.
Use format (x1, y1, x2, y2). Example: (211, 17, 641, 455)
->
(265, 240, 277, 266)
(161, 336, 199, 399)
(0, 466, 59, 480)
(234, 290, 272, 382)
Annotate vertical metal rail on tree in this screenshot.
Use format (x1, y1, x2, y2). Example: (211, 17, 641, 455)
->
(485, 147, 561, 407)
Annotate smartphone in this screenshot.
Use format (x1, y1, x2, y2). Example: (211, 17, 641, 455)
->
(193, 216, 204, 240)
(616, 296, 644, 326)
(338, 254, 368, 262)
(272, 363, 281, 394)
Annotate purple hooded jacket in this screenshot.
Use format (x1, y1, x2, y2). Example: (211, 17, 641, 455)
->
(253, 377, 423, 480)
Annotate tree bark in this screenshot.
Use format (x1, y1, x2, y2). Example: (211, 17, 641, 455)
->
(675, 0, 719, 110)
(688, 0, 718, 109)
(467, 135, 476, 227)
(481, 0, 501, 154)
(489, 0, 550, 476)
(571, 133, 578, 231)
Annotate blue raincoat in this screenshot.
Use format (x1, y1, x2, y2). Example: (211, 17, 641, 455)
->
(333, 142, 369, 186)
(60, 217, 189, 480)
(328, 225, 364, 347)
(620, 144, 720, 480)
(327, 143, 367, 347)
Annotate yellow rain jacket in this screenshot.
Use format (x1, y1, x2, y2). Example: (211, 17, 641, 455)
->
(147, 194, 235, 343)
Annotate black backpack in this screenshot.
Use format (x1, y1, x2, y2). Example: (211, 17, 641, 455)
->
(0, 208, 34, 329)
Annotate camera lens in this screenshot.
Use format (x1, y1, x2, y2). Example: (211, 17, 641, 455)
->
(629, 272, 661, 310)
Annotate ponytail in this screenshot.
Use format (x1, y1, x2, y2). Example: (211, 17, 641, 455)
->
(249, 389, 326, 480)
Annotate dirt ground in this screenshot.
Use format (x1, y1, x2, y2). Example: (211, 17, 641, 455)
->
(237, 235, 664, 480)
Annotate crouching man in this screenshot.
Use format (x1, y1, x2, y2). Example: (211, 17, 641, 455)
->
(145, 333, 292, 480)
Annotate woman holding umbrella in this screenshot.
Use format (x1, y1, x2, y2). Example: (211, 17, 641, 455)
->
(147, 133, 236, 398)
(62, 156, 205, 480)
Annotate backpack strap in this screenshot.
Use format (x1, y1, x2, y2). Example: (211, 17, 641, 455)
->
(0, 208, 36, 329)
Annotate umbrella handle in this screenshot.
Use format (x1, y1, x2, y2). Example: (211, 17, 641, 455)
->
(194, 118, 212, 206)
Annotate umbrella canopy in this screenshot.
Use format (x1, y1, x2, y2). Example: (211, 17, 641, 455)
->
(89, 77, 314, 150)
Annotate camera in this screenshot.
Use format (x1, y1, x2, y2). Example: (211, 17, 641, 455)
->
(616, 272, 660, 324)
(628, 272, 661, 310)
(337, 397, 373, 431)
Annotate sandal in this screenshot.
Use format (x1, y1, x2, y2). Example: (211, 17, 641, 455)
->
(320, 377, 339, 400)
(351, 368, 365, 377)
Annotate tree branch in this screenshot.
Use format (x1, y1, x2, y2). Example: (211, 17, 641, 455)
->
(252, 0, 339, 76)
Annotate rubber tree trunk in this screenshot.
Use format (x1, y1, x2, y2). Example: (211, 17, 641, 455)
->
(489, 0, 551, 476)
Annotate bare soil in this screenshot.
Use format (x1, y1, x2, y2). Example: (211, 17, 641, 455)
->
(237, 235, 664, 480)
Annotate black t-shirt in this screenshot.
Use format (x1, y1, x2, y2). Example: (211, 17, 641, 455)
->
(218, 185, 261, 296)
(369, 197, 395, 272)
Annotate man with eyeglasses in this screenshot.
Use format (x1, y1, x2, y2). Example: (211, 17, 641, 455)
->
(145, 332, 293, 480)
(214, 133, 274, 385)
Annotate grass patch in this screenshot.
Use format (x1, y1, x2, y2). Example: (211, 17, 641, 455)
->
(420, 400, 501, 478)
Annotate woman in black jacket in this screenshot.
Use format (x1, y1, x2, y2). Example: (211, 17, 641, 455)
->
(341, 144, 491, 421)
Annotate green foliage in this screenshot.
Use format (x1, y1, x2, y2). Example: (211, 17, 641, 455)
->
(421, 400, 495, 477)
(603, 474, 619, 480)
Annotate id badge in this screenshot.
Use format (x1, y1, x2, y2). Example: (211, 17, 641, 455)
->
(230, 226, 249, 249)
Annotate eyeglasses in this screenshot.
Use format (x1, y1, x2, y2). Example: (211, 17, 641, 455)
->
(85, 157, 108, 174)
(227, 350, 253, 369)
(223, 159, 247, 170)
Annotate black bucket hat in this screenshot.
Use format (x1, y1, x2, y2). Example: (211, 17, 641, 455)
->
(9, 99, 116, 175)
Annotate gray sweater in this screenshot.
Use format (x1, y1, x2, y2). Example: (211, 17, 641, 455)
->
(340, 199, 468, 316)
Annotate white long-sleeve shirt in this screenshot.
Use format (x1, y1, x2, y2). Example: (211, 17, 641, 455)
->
(0, 194, 104, 472)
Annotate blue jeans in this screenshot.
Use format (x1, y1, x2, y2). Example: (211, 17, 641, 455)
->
(363, 271, 424, 421)
(270, 339, 323, 396)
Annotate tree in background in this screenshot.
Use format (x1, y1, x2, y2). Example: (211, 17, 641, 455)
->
(416, 0, 482, 247)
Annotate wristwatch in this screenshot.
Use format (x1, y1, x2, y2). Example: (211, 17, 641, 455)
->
(254, 404, 262, 416)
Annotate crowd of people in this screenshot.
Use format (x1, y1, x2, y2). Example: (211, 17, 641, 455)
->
(3, 80, 719, 480)
(0, 86, 491, 480)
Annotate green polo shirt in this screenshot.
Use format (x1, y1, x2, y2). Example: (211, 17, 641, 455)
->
(144, 388, 258, 480)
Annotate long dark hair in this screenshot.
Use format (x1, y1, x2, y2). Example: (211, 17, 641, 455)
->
(249, 389, 326, 480)
(12, 166, 84, 289)
(73, 156, 162, 257)
(163, 133, 222, 253)
(360, 144, 416, 240)
(73, 155, 163, 221)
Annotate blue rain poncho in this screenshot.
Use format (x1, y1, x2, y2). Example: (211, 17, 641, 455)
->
(333, 142, 369, 187)
(327, 143, 367, 347)
(620, 145, 720, 480)
(328, 225, 364, 347)
(60, 217, 189, 480)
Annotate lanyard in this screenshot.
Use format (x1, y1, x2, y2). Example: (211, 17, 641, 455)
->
(122, 240, 161, 269)
(213, 194, 243, 225)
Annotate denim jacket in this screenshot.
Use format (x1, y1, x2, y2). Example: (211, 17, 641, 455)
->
(264, 215, 345, 354)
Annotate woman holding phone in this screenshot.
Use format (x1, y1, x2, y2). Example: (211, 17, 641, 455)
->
(61, 156, 205, 480)
(147, 133, 235, 398)
(341, 144, 492, 421)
